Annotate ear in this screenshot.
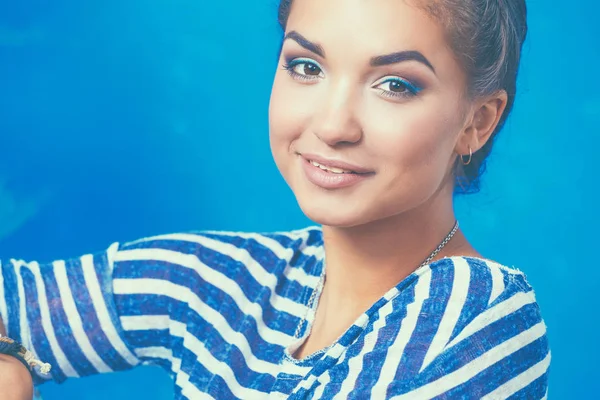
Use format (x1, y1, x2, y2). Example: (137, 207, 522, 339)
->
(456, 90, 509, 156)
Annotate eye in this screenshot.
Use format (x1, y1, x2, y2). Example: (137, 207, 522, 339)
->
(373, 76, 422, 99)
(282, 58, 324, 82)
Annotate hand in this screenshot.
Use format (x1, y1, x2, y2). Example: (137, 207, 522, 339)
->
(0, 354, 34, 400)
(0, 321, 33, 400)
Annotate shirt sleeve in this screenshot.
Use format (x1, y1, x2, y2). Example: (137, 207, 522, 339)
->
(106, 231, 282, 384)
(0, 242, 141, 385)
(388, 271, 551, 399)
(0, 229, 301, 389)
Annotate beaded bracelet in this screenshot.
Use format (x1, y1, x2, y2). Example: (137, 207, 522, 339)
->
(0, 334, 51, 375)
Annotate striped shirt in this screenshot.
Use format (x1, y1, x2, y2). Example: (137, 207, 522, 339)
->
(0, 227, 550, 399)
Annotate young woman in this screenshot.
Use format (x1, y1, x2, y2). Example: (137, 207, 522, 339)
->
(0, 0, 550, 398)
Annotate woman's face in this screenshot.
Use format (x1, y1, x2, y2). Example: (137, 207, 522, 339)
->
(269, 0, 470, 227)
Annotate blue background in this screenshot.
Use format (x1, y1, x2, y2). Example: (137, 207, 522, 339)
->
(0, 0, 598, 398)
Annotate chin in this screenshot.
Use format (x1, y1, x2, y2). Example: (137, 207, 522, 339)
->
(301, 207, 365, 228)
(294, 194, 378, 228)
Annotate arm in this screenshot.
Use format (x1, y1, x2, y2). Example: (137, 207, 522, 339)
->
(0, 354, 33, 400)
(0, 243, 141, 385)
(0, 317, 33, 400)
(0, 229, 291, 387)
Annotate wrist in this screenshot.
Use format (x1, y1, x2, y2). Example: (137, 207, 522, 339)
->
(0, 353, 34, 400)
(0, 335, 51, 377)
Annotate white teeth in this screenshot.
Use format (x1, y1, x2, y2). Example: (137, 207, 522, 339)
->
(309, 160, 352, 174)
(328, 167, 346, 174)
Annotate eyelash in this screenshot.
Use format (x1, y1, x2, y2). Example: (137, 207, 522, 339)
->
(282, 58, 323, 82)
(372, 77, 423, 99)
(282, 57, 423, 99)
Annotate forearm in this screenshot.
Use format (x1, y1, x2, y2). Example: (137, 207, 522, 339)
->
(1, 248, 142, 383)
(0, 320, 34, 399)
(0, 354, 33, 400)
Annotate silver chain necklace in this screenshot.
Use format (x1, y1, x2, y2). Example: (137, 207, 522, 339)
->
(294, 220, 460, 340)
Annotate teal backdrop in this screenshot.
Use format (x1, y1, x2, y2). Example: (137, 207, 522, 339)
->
(0, 0, 598, 398)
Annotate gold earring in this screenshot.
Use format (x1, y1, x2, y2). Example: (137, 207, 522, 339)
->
(461, 146, 472, 166)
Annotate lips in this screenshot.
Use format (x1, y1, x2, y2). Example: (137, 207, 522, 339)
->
(308, 159, 355, 174)
(300, 153, 373, 175)
(299, 153, 374, 190)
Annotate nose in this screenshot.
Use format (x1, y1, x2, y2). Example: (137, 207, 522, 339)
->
(311, 80, 363, 146)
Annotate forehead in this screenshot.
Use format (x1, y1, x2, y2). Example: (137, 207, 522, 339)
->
(285, 0, 450, 61)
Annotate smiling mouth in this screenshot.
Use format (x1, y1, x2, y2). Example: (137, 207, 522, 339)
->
(300, 155, 373, 189)
(308, 159, 358, 174)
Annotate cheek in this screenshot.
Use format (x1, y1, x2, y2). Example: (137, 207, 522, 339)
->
(363, 96, 461, 172)
(269, 70, 322, 171)
(360, 96, 462, 206)
(269, 71, 309, 180)
(269, 73, 292, 166)
(269, 71, 311, 143)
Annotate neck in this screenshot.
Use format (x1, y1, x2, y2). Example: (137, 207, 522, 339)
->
(319, 183, 476, 313)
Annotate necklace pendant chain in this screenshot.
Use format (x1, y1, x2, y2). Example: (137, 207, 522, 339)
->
(294, 220, 460, 340)
(419, 220, 460, 268)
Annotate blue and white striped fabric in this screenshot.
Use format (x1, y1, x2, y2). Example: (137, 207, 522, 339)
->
(0, 227, 550, 399)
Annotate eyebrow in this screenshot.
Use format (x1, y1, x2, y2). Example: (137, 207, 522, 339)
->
(283, 31, 325, 58)
(370, 51, 435, 73)
(283, 31, 435, 73)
